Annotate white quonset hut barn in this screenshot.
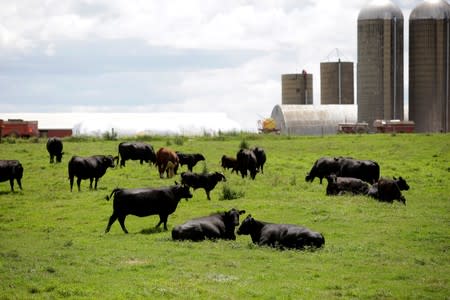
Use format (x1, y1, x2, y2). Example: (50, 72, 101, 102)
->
(0, 113, 241, 136)
(270, 105, 357, 135)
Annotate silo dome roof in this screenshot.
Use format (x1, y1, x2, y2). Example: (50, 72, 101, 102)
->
(358, 0, 404, 20)
(410, 0, 450, 20)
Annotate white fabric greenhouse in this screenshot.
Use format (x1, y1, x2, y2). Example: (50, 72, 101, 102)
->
(0, 113, 242, 136)
(271, 105, 357, 135)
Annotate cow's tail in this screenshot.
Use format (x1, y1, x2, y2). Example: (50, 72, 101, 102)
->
(105, 188, 121, 201)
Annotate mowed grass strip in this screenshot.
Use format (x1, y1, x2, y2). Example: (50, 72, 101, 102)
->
(0, 133, 449, 299)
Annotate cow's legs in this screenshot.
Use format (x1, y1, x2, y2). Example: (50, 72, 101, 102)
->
(50, 155, 54, 163)
(89, 178, 94, 190)
(94, 178, 99, 190)
(9, 179, 14, 192)
(16, 178, 22, 190)
(205, 190, 211, 200)
(69, 176, 74, 192)
(77, 178, 82, 191)
(118, 215, 128, 233)
(155, 214, 168, 230)
(105, 213, 118, 233)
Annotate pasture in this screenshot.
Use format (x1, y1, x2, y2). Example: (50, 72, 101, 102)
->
(0, 133, 449, 299)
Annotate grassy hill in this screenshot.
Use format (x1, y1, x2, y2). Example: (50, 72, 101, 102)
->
(0, 133, 449, 299)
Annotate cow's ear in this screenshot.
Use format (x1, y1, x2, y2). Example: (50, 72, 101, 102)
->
(174, 181, 179, 185)
(239, 210, 246, 215)
(393, 176, 397, 180)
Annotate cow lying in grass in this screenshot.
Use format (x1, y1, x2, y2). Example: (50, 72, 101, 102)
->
(237, 215, 325, 250)
(172, 208, 245, 241)
(325, 174, 370, 196)
(368, 177, 409, 205)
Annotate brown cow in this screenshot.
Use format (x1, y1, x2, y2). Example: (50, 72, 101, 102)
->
(156, 148, 179, 178)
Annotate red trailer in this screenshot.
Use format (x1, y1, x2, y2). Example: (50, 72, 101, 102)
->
(0, 119, 39, 138)
(374, 120, 415, 133)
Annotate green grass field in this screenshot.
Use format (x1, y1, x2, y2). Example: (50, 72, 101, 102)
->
(0, 133, 449, 299)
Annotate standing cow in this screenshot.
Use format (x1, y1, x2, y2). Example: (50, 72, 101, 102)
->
(305, 157, 341, 184)
(46, 137, 64, 163)
(68, 155, 115, 191)
(156, 148, 179, 178)
(339, 158, 380, 184)
(236, 149, 258, 179)
(0, 160, 23, 192)
(237, 215, 325, 250)
(180, 171, 226, 200)
(252, 147, 267, 174)
(368, 176, 409, 204)
(221, 155, 239, 174)
(117, 142, 156, 167)
(175, 152, 205, 172)
(172, 208, 246, 241)
(105, 183, 193, 233)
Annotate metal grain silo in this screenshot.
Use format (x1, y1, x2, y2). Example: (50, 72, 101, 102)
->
(281, 72, 313, 105)
(320, 60, 354, 104)
(409, 0, 450, 133)
(357, 0, 404, 130)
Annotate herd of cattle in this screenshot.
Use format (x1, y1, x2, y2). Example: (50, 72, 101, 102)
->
(0, 137, 410, 250)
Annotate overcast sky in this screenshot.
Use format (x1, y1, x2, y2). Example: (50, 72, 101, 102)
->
(0, 0, 426, 130)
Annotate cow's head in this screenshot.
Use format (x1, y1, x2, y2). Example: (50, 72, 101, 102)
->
(195, 154, 206, 162)
(224, 208, 246, 227)
(174, 182, 193, 200)
(214, 172, 226, 182)
(104, 155, 116, 168)
(237, 214, 255, 235)
(394, 176, 410, 191)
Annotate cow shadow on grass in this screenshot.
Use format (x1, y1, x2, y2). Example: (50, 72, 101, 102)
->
(0, 190, 22, 195)
(139, 227, 166, 235)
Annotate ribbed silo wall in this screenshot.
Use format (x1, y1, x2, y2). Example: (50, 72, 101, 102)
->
(320, 61, 354, 104)
(409, 19, 450, 133)
(281, 74, 313, 105)
(357, 18, 404, 129)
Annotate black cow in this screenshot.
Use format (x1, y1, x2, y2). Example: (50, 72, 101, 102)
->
(339, 158, 379, 184)
(221, 155, 239, 174)
(175, 152, 205, 172)
(305, 157, 341, 184)
(251, 147, 266, 174)
(172, 208, 246, 241)
(0, 160, 23, 192)
(117, 142, 156, 167)
(105, 183, 193, 233)
(306, 157, 379, 184)
(236, 149, 258, 179)
(180, 171, 226, 200)
(68, 155, 115, 191)
(237, 215, 325, 250)
(46, 137, 64, 163)
(325, 175, 370, 196)
(368, 177, 409, 204)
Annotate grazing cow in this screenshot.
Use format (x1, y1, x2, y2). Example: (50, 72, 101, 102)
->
(339, 158, 380, 184)
(368, 177, 409, 204)
(180, 171, 226, 200)
(325, 174, 370, 196)
(237, 215, 325, 250)
(306, 157, 379, 184)
(105, 183, 193, 233)
(236, 149, 258, 179)
(0, 160, 23, 192)
(305, 157, 341, 184)
(251, 147, 267, 174)
(156, 148, 179, 178)
(172, 208, 246, 241)
(46, 137, 64, 163)
(175, 152, 205, 172)
(68, 155, 115, 191)
(221, 155, 239, 174)
(117, 142, 156, 167)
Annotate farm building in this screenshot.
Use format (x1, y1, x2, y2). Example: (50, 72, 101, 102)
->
(0, 113, 241, 137)
(409, 0, 450, 133)
(270, 105, 357, 135)
(357, 0, 405, 129)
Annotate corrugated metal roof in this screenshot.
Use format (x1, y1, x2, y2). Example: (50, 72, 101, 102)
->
(410, 0, 450, 20)
(358, 0, 403, 20)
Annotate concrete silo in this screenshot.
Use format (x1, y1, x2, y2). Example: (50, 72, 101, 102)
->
(357, 0, 404, 129)
(320, 60, 354, 104)
(281, 72, 313, 105)
(409, 0, 450, 133)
